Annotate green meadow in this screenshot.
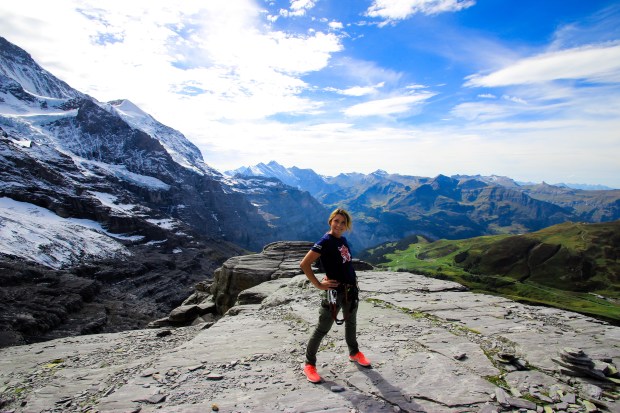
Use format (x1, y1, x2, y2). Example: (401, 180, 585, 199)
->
(364, 221, 620, 323)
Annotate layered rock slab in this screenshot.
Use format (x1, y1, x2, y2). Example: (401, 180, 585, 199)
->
(0, 271, 618, 413)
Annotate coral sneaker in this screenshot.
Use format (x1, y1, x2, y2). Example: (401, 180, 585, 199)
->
(303, 364, 322, 383)
(349, 351, 371, 367)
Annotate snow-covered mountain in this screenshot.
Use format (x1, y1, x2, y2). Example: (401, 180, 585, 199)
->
(228, 160, 340, 198)
(107, 99, 214, 176)
(0, 38, 82, 101)
(0, 36, 325, 346)
(0, 36, 290, 256)
(230, 160, 299, 186)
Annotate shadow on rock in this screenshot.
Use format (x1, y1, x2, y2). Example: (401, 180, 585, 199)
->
(352, 364, 428, 413)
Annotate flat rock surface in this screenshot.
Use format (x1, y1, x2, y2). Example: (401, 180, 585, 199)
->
(1, 271, 618, 413)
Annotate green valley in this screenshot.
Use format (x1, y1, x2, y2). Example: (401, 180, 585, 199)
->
(364, 220, 620, 323)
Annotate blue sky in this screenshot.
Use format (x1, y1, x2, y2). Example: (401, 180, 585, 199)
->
(1, 0, 619, 187)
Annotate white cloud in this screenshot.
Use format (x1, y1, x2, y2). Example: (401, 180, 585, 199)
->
(451, 101, 514, 122)
(343, 92, 435, 117)
(406, 84, 430, 90)
(328, 57, 405, 89)
(291, 0, 317, 13)
(466, 43, 620, 87)
(366, 0, 475, 23)
(279, 0, 317, 17)
(502, 95, 527, 104)
(453, 83, 620, 123)
(327, 82, 385, 96)
(329, 21, 344, 30)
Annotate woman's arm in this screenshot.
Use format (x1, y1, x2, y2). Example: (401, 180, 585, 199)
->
(300, 250, 339, 290)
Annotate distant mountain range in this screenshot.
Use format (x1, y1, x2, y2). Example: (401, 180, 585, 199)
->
(228, 161, 620, 249)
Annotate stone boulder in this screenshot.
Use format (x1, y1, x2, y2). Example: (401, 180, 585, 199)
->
(210, 241, 313, 314)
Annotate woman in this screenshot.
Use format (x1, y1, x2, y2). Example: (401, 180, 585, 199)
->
(299, 208, 371, 383)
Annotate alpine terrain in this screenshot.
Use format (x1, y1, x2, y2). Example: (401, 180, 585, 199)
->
(0, 36, 325, 347)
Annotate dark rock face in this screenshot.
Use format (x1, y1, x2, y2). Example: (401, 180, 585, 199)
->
(0, 258, 100, 347)
(0, 240, 240, 348)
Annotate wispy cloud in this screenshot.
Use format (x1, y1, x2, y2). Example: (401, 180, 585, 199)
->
(343, 92, 436, 117)
(280, 0, 317, 17)
(0, 0, 345, 126)
(366, 0, 475, 25)
(466, 43, 620, 87)
(326, 82, 385, 96)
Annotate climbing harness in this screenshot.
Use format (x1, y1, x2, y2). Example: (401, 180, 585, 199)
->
(327, 284, 359, 325)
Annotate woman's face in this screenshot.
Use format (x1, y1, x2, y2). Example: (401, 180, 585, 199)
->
(329, 214, 348, 238)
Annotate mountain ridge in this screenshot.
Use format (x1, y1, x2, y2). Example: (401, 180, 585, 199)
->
(229, 160, 620, 249)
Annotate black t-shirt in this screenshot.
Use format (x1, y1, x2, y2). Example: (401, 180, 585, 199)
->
(311, 233, 356, 285)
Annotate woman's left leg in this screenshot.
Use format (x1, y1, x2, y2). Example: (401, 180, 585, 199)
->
(342, 299, 359, 356)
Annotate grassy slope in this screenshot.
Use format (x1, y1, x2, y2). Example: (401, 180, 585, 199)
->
(369, 220, 620, 323)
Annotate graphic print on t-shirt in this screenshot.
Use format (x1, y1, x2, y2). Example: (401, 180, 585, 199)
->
(338, 244, 351, 263)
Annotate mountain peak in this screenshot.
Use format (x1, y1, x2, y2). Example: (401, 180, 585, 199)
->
(0, 36, 82, 100)
(109, 99, 149, 119)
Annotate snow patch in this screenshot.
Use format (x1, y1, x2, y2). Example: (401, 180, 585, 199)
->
(145, 239, 167, 246)
(0, 197, 133, 269)
(146, 218, 178, 230)
(13, 139, 31, 148)
(88, 191, 137, 214)
(76, 158, 171, 190)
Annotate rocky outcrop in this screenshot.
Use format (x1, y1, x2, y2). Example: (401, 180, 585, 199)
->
(209, 241, 314, 315)
(148, 241, 375, 327)
(0, 270, 618, 413)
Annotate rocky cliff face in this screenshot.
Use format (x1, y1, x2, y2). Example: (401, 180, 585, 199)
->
(0, 252, 618, 412)
(0, 240, 241, 348)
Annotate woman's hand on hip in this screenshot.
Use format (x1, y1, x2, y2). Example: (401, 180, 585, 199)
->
(318, 277, 339, 290)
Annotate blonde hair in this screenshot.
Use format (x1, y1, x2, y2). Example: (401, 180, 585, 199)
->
(328, 208, 352, 231)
